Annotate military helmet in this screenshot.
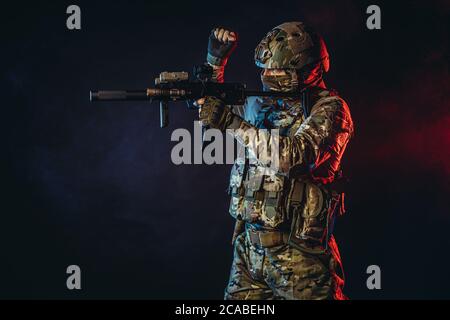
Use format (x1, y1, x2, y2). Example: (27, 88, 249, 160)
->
(255, 22, 330, 72)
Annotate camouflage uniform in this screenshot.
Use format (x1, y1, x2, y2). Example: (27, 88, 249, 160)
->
(224, 89, 351, 300)
(203, 22, 353, 300)
(225, 233, 343, 300)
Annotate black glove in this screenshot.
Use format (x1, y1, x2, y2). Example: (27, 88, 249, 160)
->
(207, 27, 238, 67)
(199, 96, 239, 131)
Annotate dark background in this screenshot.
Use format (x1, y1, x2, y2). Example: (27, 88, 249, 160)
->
(2, 0, 449, 299)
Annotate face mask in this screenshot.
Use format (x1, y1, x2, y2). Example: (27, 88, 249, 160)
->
(260, 72, 296, 92)
(260, 63, 324, 92)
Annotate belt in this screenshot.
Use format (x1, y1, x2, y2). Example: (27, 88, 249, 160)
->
(247, 228, 289, 248)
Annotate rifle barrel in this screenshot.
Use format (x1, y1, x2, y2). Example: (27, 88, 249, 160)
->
(90, 89, 302, 102)
(90, 90, 149, 101)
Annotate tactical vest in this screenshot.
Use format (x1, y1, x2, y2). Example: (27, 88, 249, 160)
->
(228, 91, 346, 253)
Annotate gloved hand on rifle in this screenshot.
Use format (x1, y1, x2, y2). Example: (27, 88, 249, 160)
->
(196, 96, 241, 131)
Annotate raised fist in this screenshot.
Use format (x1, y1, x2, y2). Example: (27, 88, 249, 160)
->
(213, 27, 237, 42)
(207, 27, 238, 67)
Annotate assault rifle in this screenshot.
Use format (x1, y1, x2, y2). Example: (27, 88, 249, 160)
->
(90, 65, 305, 128)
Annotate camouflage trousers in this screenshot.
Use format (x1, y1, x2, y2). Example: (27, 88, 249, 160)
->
(224, 231, 345, 300)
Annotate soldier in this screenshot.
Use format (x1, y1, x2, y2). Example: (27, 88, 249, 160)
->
(196, 22, 354, 300)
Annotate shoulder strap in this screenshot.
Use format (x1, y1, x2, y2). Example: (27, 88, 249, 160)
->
(301, 88, 310, 118)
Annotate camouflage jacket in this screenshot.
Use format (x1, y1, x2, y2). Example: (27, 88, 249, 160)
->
(227, 88, 354, 239)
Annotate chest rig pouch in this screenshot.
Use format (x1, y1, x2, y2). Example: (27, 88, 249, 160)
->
(228, 153, 288, 228)
(287, 179, 343, 254)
